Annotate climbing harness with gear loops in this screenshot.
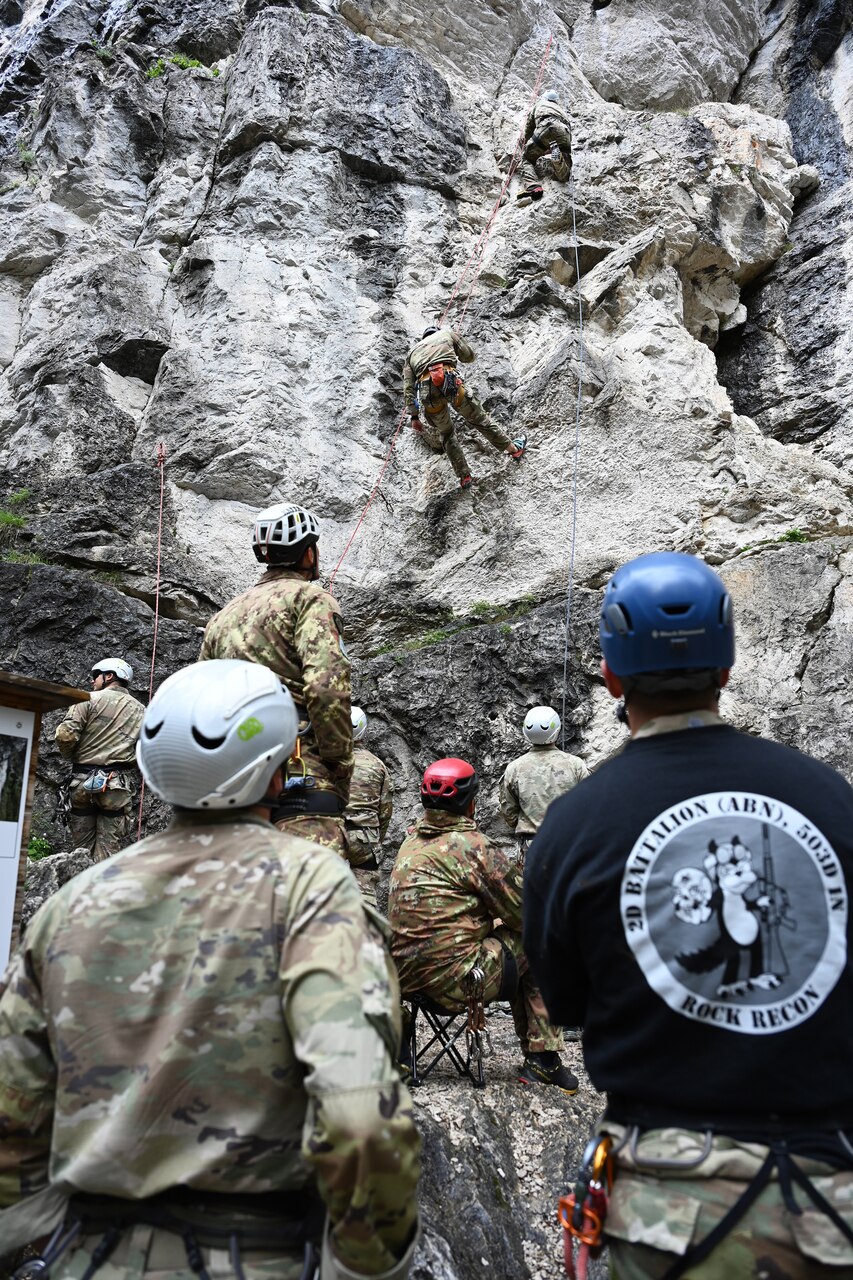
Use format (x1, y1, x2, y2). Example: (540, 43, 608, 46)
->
(558, 1134, 612, 1280)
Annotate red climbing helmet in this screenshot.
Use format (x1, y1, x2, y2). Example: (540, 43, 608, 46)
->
(421, 757, 478, 813)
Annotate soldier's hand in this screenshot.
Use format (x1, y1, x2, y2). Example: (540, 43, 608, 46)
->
(410, 416, 423, 432)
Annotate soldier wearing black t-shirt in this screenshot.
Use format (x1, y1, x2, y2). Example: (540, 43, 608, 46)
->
(524, 552, 853, 1279)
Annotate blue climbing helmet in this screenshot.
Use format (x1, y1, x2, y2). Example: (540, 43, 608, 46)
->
(600, 552, 734, 681)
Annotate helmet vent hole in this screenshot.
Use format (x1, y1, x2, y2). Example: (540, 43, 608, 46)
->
(661, 604, 691, 616)
(143, 721, 164, 739)
(191, 726, 228, 751)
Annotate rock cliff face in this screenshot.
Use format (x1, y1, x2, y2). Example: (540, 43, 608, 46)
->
(2, 1, 852, 1275)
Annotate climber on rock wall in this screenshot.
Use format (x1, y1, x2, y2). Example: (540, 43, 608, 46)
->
(524, 552, 853, 1278)
(498, 705, 589, 863)
(388, 756, 579, 1094)
(0, 661, 421, 1280)
(54, 657, 143, 862)
(517, 90, 573, 206)
(199, 503, 354, 860)
(403, 325, 527, 489)
(344, 705, 394, 905)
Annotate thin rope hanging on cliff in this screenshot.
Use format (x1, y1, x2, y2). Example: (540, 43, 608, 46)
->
(136, 441, 167, 839)
(329, 35, 555, 589)
(561, 169, 585, 750)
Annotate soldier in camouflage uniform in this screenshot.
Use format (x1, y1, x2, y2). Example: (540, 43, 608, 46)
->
(517, 91, 572, 205)
(0, 660, 420, 1280)
(54, 656, 143, 862)
(525, 554, 853, 1277)
(388, 757, 577, 1093)
(199, 503, 353, 860)
(345, 707, 393, 905)
(499, 705, 588, 860)
(403, 326, 527, 489)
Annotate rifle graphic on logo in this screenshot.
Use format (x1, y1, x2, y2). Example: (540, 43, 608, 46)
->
(758, 822, 797, 979)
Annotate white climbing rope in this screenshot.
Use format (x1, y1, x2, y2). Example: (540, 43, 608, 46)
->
(561, 168, 585, 750)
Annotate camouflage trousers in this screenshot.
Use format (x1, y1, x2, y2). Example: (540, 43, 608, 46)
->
(602, 1126, 853, 1279)
(46, 1223, 312, 1279)
(425, 925, 562, 1055)
(418, 375, 512, 481)
(519, 120, 572, 188)
(274, 813, 347, 859)
(69, 773, 134, 863)
(343, 826, 380, 906)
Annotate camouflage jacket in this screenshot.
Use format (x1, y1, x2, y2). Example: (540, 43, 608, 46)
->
(525, 99, 572, 143)
(54, 686, 143, 767)
(402, 328, 476, 413)
(0, 812, 419, 1274)
(387, 809, 523, 996)
(199, 568, 353, 801)
(499, 745, 589, 835)
(345, 747, 393, 841)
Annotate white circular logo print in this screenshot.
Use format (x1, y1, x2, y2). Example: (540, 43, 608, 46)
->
(620, 792, 848, 1034)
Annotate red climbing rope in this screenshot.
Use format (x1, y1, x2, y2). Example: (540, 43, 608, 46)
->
(136, 441, 167, 840)
(328, 35, 554, 588)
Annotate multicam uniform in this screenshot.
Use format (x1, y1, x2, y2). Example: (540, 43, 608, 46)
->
(519, 99, 573, 189)
(499, 744, 589, 852)
(344, 745, 394, 903)
(388, 808, 561, 1057)
(402, 328, 512, 482)
(0, 812, 420, 1278)
(525, 711, 853, 1278)
(199, 567, 353, 857)
(54, 685, 144, 861)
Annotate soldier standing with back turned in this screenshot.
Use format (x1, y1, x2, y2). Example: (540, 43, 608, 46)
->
(344, 706, 393, 903)
(199, 502, 354, 859)
(499, 704, 589, 862)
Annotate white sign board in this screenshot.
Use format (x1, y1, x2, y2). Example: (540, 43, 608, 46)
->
(0, 706, 34, 972)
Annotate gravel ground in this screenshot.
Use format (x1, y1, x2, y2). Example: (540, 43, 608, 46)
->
(411, 1005, 611, 1279)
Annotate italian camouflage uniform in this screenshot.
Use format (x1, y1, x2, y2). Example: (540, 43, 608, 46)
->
(387, 809, 561, 1056)
(54, 686, 144, 862)
(499, 744, 589, 858)
(345, 745, 394, 904)
(199, 567, 353, 858)
(402, 328, 513, 482)
(520, 98, 573, 189)
(0, 812, 420, 1279)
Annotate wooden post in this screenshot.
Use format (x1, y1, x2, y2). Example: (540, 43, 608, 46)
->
(0, 672, 88, 969)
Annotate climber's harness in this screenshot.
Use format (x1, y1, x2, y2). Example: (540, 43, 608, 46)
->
(11, 1188, 323, 1280)
(66, 762, 134, 816)
(416, 362, 465, 415)
(558, 1115, 853, 1280)
(271, 713, 344, 822)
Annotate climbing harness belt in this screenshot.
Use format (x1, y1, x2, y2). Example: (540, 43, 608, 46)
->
(558, 1135, 612, 1280)
(560, 167, 585, 751)
(136, 442, 167, 840)
(558, 1130, 853, 1280)
(328, 34, 554, 589)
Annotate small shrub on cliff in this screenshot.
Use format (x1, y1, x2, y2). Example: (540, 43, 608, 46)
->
(16, 141, 36, 171)
(780, 527, 809, 543)
(146, 58, 166, 78)
(170, 52, 202, 69)
(28, 834, 52, 861)
(90, 36, 114, 62)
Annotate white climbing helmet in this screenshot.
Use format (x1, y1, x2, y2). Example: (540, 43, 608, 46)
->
(523, 705, 561, 745)
(540, 90, 560, 105)
(91, 657, 133, 683)
(252, 502, 320, 565)
(137, 660, 298, 810)
(351, 706, 367, 741)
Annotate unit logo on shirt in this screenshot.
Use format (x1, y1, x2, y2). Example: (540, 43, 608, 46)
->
(620, 792, 847, 1034)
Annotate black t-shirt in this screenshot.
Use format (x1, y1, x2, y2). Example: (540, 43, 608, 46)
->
(523, 723, 853, 1124)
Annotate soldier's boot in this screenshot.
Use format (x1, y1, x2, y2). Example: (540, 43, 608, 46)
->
(516, 184, 544, 206)
(550, 144, 571, 181)
(517, 1051, 579, 1095)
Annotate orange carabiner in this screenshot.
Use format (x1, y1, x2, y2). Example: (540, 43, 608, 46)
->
(557, 1194, 602, 1247)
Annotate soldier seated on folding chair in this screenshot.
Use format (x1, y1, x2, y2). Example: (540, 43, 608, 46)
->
(387, 757, 578, 1093)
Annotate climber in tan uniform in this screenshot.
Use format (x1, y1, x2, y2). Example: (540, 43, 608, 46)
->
(403, 325, 527, 489)
(518, 91, 573, 206)
(344, 706, 394, 903)
(54, 657, 143, 862)
(499, 705, 589, 862)
(199, 503, 353, 858)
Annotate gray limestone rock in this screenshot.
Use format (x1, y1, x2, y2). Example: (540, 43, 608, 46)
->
(22, 846, 94, 930)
